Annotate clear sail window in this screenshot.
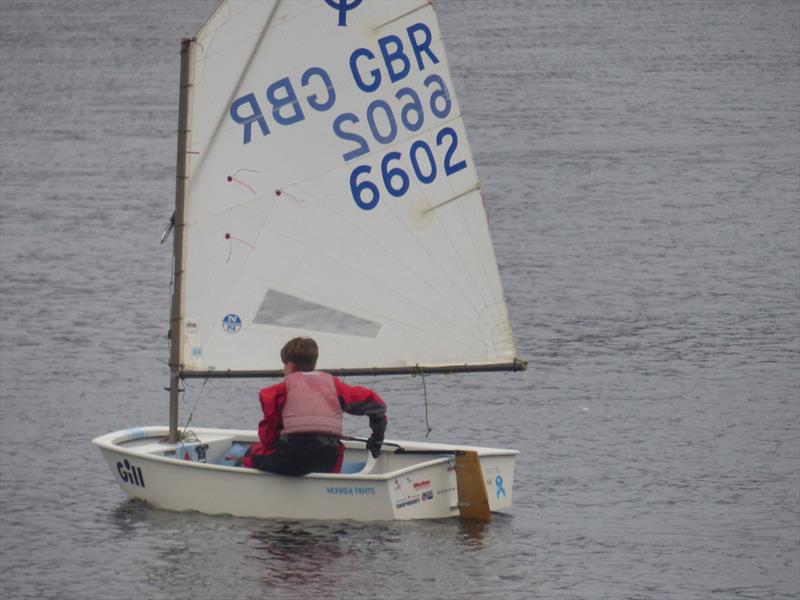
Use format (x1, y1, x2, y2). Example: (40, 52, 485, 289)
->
(254, 289, 382, 338)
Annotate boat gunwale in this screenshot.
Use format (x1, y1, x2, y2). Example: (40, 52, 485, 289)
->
(93, 427, 517, 482)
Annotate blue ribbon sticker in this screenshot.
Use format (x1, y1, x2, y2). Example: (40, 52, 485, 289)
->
(495, 475, 506, 498)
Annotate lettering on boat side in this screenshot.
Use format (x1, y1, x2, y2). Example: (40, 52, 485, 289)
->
(397, 484, 439, 509)
(116, 459, 145, 488)
(326, 486, 376, 496)
(395, 495, 420, 509)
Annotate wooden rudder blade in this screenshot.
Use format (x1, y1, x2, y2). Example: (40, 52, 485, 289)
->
(455, 450, 491, 522)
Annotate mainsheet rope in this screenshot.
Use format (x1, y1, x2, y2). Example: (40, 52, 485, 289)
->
(412, 365, 433, 438)
(180, 373, 209, 440)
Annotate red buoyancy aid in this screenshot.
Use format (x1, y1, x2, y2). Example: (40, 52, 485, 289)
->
(282, 371, 343, 436)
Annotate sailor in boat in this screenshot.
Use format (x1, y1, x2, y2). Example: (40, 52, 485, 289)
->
(241, 337, 387, 476)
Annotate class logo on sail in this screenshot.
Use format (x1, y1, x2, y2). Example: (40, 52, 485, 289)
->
(324, 0, 363, 27)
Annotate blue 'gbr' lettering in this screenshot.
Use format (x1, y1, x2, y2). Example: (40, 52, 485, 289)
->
(349, 22, 439, 93)
(228, 23, 438, 145)
(229, 67, 335, 144)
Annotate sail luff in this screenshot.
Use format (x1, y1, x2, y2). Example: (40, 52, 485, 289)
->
(168, 38, 194, 444)
(184, 1, 281, 185)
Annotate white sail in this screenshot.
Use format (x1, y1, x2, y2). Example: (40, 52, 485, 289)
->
(176, 0, 518, 375)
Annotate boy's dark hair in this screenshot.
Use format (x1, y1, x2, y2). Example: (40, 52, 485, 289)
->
(280, 337, 318, 372)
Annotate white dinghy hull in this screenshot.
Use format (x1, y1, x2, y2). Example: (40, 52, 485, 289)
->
(94, 427, 516, 522)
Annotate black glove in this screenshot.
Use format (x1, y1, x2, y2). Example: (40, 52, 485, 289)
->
(366, 434, 383, 458)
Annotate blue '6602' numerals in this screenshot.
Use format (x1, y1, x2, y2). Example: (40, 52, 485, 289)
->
(349, 127, 467, 211)
(333, 74, 451, 162)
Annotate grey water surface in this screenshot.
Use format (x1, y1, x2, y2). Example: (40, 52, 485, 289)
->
(1, 1, 798, 599)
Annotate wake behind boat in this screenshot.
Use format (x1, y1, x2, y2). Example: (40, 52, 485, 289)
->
(94, 0, 525, 522)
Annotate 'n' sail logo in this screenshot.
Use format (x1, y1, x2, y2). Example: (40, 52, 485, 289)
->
(324, 0, 363, 27)
(222, 314, 242, 334)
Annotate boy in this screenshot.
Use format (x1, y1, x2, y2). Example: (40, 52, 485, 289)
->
(242, 337, 387, 475)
